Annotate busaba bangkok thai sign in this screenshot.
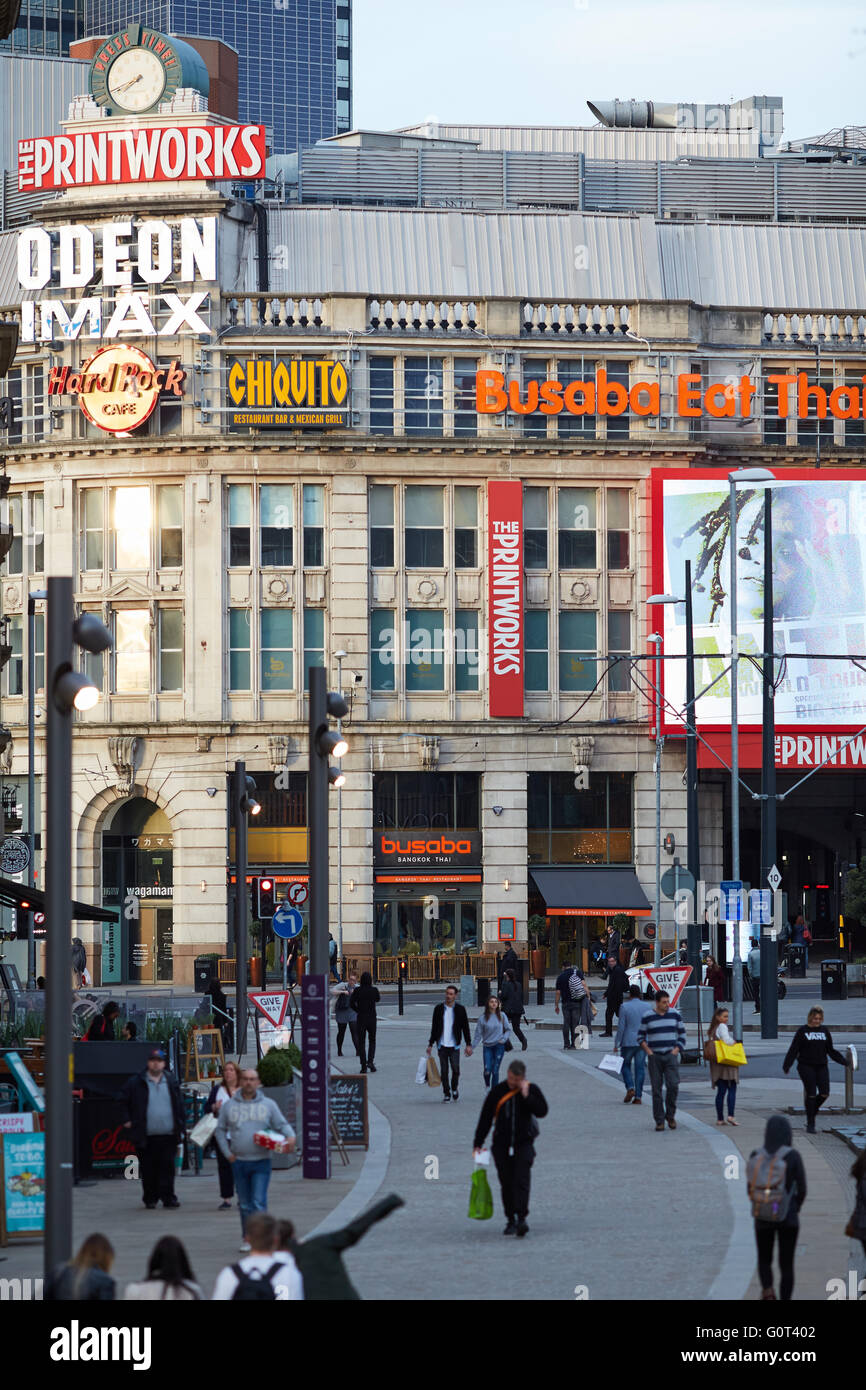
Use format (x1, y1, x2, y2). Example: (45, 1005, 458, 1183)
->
(476, 369, 866, 421)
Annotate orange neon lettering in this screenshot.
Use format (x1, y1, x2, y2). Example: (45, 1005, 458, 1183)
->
(829, 385, 859, 419)
(508, 379, 539, 415)
(676, 373, 702, 417)
(768, 374, 796, 417)
(629, 381, 659, 416)
(704, 383, 736, 419)
(564, 380, 595, 414)
(476, 369, 507, 413)
(538, 379, 564, 414)
(596, 368, 628, 415)
(798, 373, 827, 418)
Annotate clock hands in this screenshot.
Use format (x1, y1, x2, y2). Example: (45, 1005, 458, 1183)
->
(113, 73, 144, 95)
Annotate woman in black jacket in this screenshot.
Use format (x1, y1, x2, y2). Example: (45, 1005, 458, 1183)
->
(748, 1115, 807, 1301)
(46, 1233, 116, 1301)
(499, 969, 527, 1050)
(350, 971, 380, 1074)
(782, 1007, 849, 1133)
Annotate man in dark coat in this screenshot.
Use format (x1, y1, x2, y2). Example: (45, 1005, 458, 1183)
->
(473, 1059, 548, 1237)
(85, 1000, 120, 1041)
(427, 985, 473, 1102)
(121, 1048, 185, 1209)
(284, 1194, 404, 1299)
(602, 955, 630, 1037)
(498, 945, 520, 986)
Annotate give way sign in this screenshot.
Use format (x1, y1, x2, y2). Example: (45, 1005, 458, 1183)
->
(643, 965, 693, 1007)
(248, 991, 292, 1028)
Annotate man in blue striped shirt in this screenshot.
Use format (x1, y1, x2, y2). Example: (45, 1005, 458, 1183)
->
(638, 991, 687, 1131)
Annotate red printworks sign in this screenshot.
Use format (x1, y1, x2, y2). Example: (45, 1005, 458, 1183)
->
(487, 480, 524, 717)
(18, 124, 266, 192)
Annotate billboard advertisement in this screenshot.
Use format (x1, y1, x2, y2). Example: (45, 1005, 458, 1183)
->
(652, 469, 866, 738)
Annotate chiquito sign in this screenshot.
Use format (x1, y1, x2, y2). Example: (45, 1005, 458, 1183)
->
(16, 216, 216, 343)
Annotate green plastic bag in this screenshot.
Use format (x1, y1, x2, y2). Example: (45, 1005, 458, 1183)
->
(468, 1166, 494, 1221)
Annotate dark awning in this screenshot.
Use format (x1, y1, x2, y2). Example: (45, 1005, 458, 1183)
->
(0, 877, 118, 924)
(529, 866, 651, 917)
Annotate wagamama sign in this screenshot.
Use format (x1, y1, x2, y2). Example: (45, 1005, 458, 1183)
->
(17, 216, 216, 342)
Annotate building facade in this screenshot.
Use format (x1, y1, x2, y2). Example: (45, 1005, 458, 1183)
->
(0, 0, 83, 53)
(82, 0, 351, 152)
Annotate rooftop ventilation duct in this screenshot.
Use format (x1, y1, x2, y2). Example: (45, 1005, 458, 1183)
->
(587, 96, 783, 136)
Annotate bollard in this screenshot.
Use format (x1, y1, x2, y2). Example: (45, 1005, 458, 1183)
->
(536, 977, 545, 1006)
(397, 958, 407, 1016)
(845, 1046, 855, 1112)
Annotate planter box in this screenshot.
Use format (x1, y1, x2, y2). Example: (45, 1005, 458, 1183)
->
(262, 1083, 297, 1170)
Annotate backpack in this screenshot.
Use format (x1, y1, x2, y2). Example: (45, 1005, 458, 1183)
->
(746, 1148, 792, 1223)
(230, 1262, 283, 1301)
(567, 970, 587, 1001)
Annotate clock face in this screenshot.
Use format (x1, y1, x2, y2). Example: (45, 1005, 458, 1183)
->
(106, 48, 167, 113)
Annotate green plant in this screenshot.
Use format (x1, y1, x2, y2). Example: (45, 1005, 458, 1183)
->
(257, 1043, 301, 1086)
(844, 858, 866, 924)
(0, 1020, 24, 1048)
(610, 913, 631, 936)
(22, 1012, 45, 1039)
(528, 915, 547, 950)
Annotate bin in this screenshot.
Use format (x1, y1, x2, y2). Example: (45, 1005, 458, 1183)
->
(477, 977, 491, 1008)
(820, 958, 847, 1000)
(194, 955, 218, 991)
(788, 944, 807, 979)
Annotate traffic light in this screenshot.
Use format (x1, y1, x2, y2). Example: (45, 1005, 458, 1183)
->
(15, 903, 30, 939)
(0, 473, 13, 566)
(257, 877, 275, 919)
(0, 397, 17, 432)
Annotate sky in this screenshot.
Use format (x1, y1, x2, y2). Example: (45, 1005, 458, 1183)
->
(353, 0, 866, 143)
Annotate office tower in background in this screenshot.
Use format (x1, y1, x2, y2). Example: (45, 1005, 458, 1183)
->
(82, 1, 351, 153)
(1, 0, 83, 53)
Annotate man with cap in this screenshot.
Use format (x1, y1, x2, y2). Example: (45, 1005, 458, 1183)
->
(122, 1047, 186, 1210)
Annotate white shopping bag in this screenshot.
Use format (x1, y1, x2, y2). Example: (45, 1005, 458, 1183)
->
(474, 1148, 491, 1168)
(574, 1025, 590, 1050)
(598, 1053, 624, 1075)
(415, 1056, 428, 1084)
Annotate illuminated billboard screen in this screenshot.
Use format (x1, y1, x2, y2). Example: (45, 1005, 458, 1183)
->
(651, 469, 866, 735)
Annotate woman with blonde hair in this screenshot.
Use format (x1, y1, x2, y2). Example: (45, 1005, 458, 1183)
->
(206, 1059, 242, 1208)
(46, 1233, 115, 1301)
(707, 1006, 739, 1126)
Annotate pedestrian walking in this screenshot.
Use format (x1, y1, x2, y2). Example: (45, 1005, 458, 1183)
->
(607, 922, 622, 963)
(638, 991, 687, 1131)
(45, 1234, 115, 1301)
(276, 1195, 404, 1300)
(747, 938, 762, 1013)
(705, 954, 726, 1004)
(782, 1006, 849, 1134)
(333, 970, 359, 1058)
(212, 1213, 301, 1300)
(122, 1021, 138, 1040)
(614, 984, 648, 1104)
(124, 1236, 203, 1300)
(473, 1059, 548, 1238)
(472, 993, 512, 1089)
(121, 1047, 185, 1210)
(328, 933, 341, 982)
(498, 944, 520, 989)
(554, 960, 588, 1049)
(273, 1220, 305, 1297)
(85, 1000, 120, 1041)
(500, 969, 528, 1050)
(602, 954, 629, 1037)
(791, 912, 811, 967)
(707, 1006, 739, 1126)
(350, 971, 380, 1073)
(427, 983, 472, 1101)
(847, 1149, 866, 1259)
(214, 1066, 296, 1250)
(747, 1115, 807, 1301)
(205, 1059, 242, 1209)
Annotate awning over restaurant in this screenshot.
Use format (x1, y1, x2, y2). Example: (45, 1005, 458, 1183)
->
(529, 866, 652, 917)
(0, 876, 118, 924)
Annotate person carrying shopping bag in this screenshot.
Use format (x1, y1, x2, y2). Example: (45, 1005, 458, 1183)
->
(706, 1007, 740, 1127)
(472, 993, 512, 1089)
(205, 1060, 242, 1209)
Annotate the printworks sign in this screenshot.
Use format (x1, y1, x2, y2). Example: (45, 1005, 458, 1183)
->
(47, 346, 186, 434)
(18, 125, 266, 191)
(227, 357, 350, 429)
(374, 831, 482, 868)
(487, 479, 524, 718)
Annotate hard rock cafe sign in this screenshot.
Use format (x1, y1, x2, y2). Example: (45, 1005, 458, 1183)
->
(47, 344, 185, 435)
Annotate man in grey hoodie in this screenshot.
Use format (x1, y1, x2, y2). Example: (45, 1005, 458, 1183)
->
(215, 1066, 296, 1250)
(614, 984, 650, 1104)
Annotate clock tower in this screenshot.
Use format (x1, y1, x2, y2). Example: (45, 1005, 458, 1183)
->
(88, 22, 210, 116)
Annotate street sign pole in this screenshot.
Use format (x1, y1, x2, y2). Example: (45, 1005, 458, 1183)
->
(759, 491, 779, 1040)
(729, 478, 743, 1044)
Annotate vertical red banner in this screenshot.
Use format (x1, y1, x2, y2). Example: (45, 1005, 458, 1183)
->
(487, 479, 524, 717)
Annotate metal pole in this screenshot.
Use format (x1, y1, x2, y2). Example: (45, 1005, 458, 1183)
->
(308, 664, 329, 976)
(26, 592, 44, 989)
(336, 653, 344, 972)
(44, 576, 74, 1279)
(652, 632, 663, 966)
(729, 481, 743, 1042)
(234, 761, 248, 1058)
(760, 490, 778, 1039)
(684, 560, 701, 982)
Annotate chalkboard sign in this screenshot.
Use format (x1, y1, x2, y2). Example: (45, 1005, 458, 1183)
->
(329, 1073, 368, 1149)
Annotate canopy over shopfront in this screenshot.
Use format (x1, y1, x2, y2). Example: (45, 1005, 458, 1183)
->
(529, 867, 651, 917)
(0, 876, 118, 924)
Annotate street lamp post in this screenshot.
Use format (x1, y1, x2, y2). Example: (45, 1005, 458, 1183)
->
(650, 631, 663, 965)
(233, 762, 260, 1057)
(26, 588, 46, 989)
(334, 650, 348, 972)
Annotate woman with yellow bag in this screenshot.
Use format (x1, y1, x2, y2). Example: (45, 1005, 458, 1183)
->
(706, 1007, 744, 1126)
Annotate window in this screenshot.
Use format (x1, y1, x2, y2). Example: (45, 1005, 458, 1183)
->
(260, 609, 293, 691)
(370, 357, 394, 434)
(260, 485, 293, 567)
(112, 487, 151, 570)
(2, 496, 22, 575)
(454, 486, 477, 568)
(371, 609, 396, 691)
(454, 357, 478, 437)
(158, 610, 183, 692)
(557, 359, 595, 439)
(455, 611, 479, 691)
(370, 485, 394, 566)
(608, 611, 631, 691)
(797, 372, 835, 450)
(528, 771, 633, 864)
(303, 608, 325, 690)
(844, 371, 865, 446)
(558, 488, 597, 569)
(373, 772, 480, 829)
(406, 609, 445, 691)
(524, 610, 549, 691)
(229, 609, 251, 690)
(405, 486, 444, 567)
(559, 610, 597, 691)
(2, 618, 22, 695)
(303, 485, 325, 567)
(81, 489, 104, 571)
(607, 489, 630, 569)
(28, 493, 44, 573)
(762, 374, 786, 444)
(158, 487, 183, 568)
(405, 356, 443, 436)
(521, 360, 548, 438)
(605, 364, 631, 439)
(524, 487, 548, 570)
(229, 485, 251, 566)
(114, 608, 151, 694)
